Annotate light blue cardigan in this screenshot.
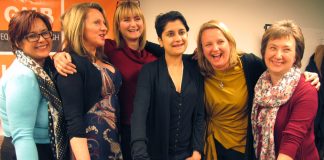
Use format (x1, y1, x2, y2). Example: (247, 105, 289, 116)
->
(0, 59, 50, 160)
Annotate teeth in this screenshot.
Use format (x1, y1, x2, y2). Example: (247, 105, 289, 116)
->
(212, 54, 221, 58)
(36, 45, 47, 49)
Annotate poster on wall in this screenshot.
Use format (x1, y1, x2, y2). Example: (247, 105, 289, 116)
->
(0, 0, 117, 77)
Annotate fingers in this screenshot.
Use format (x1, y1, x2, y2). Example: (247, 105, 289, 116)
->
(54, 51, 77, 75)
(56, 64, 68, 77)
(315, 81, 321, 91)
(304, 71, 318, 82)
(65, 52, 72, 63)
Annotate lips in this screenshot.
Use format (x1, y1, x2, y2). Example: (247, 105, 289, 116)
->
(211, 53, 222, 60)
(271, 59, 284, 66)
(35, 44, 48, 49)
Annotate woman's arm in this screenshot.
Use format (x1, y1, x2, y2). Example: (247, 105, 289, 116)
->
(6, 73, 41, 159)
(56, 65, 90, 160)
(278, 81, 318, 159)
(131, 64, 153, 160)
(145, 41, 164, 58)
(277, 153, 293, 160)
(191, 73, 205, 159)
(70, 137, 90, 160)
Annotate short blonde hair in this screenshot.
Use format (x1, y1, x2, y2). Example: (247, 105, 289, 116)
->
(113, 1, 146, 50)
(61, 2, 108, 62)
(197, 20, 240, 77)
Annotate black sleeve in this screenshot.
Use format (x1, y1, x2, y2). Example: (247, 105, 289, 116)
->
(131, 64, 153, 160)
(145, 41, 164, 58)
(192, 69, 206, 153)
(56, 64, 86, 140)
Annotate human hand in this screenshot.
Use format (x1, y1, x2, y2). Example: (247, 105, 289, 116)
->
(185, 151, 201, 160)
(304, 71, 320, 90)
(53, 51, 76, 77)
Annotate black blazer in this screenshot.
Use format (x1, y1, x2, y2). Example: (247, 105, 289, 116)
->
(55, 51, 102, 140)
(131, 56, 205, 160)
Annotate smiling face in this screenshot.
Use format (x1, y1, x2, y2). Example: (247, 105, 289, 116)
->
(158, 19, 188, 57)
(19, 18, 52, 65)
(264, 36, 296, 77)
(119, 12, 144, 43)
(201, 28, 231, 71)
(83, 8, 108, 52)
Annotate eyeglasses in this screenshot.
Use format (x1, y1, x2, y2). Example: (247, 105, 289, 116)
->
(24, 30, 53, 42)
(116, 0, 140, 7)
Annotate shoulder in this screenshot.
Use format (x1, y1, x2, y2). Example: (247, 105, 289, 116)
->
(1, 60, 40, 96)
(69, 51, 95, 73)
(240, 53, 266, 76)
(240, 53, 262, 64)
(2, 59, 37, 83)
(141, 59, 159, 72)
(294, 75, 318, 97)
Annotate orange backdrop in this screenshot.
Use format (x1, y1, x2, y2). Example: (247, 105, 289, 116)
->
(0, 0, 118, 77)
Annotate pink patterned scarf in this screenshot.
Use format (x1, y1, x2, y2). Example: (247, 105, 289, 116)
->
(251, 67, 301, 160)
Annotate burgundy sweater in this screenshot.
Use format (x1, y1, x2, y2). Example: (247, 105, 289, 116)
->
(104, 39, 157, 125)
(256, 75, 319, 159)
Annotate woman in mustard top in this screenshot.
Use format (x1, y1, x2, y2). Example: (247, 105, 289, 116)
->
(196, 20, 320, 160)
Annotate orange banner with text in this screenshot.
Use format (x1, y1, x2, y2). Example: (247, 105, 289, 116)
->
(0, 0, 117, 77)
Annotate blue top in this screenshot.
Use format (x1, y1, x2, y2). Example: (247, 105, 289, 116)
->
(0, 59, 50, 160)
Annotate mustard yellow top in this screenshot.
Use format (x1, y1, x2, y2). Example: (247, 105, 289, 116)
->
(204, 59, 248, 160)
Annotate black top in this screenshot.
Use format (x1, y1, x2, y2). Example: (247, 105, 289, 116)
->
(168, 63, 196, 155)
(240, 53, 266, 160)
(306, 54, 324, 158)
(55, 51, 102, 139)
(131, 56, 205, 160)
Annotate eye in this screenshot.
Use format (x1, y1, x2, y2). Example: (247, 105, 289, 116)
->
(27, 33, 38, 39)
(94, 20, 100, 24)
(167, 32, 174, 37)
(123, 17, 130, 22)
(217, 40, 224, 45)
(203, 42, 212, 47)
(283, 48, 291, 53)
(269, 46, 276, 51)
(179, 30, 186, 36)
(134, 16, 141, 21)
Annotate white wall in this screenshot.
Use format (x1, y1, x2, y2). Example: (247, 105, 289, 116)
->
(141, 0, 324, 70)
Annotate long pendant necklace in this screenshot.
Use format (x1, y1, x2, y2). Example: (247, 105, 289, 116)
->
(216, 71, 226, 89)
(218, 81, 224, 89)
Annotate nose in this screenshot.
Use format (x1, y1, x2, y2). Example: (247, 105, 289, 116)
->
(101, 23, 108, 32)
(130, 19, 136, 26)
(174, 33, 182, 42)
(212, 44, 219, 51)
(38, 35, 46, 42)
(275, 50, 283, 59)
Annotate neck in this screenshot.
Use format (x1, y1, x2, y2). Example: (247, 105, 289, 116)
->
(84, 43, 97, 57)
(125, 39, 140, 51)
(36, 59, 45, 67)
(165, 53, 183, 67)
(269, 72, 283, 85)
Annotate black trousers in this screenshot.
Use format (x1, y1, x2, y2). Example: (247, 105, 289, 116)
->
(0, 136, 54, 160)
(121, 124, 132, 160)
(214, 138, 245, 160)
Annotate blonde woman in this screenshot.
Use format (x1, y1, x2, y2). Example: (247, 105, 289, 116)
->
(53, 1, 158, 159)
(55, 3, 122, 159)
(196, 20, 320, 160)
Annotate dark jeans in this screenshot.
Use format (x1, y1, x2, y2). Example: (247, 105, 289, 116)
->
(121, 124, 132, 160)
(0, 136, 54, 160)
(214, 138, 244, 160)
